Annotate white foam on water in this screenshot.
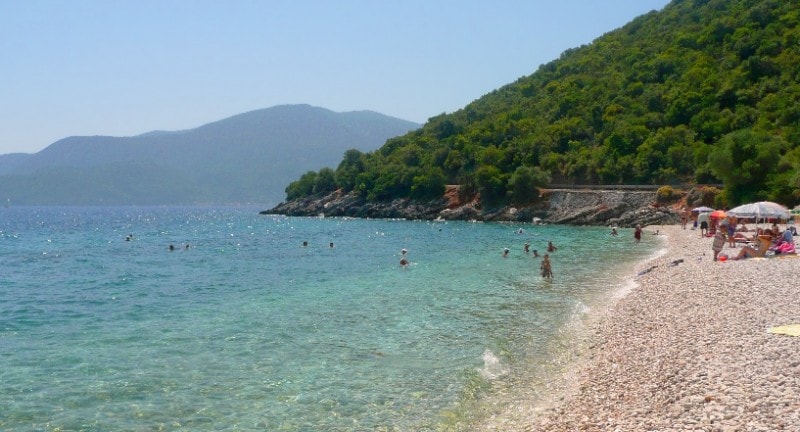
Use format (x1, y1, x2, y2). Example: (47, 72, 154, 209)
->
(478, 349, 509, 380)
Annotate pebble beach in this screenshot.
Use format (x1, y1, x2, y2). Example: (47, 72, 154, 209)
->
(484, 224, 800, 431)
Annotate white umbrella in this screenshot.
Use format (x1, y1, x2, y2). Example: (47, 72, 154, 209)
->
(727, 201, 791, 220)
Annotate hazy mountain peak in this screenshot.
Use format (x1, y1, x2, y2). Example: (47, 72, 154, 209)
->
(0, 105, 420, 205)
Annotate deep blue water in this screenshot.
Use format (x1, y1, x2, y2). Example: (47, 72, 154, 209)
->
(0, 207, 658, 431)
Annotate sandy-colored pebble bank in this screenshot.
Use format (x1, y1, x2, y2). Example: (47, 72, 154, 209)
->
(487, 224, 800, 431)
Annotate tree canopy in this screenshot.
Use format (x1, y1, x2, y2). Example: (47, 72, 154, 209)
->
(285, 0, 800, 208)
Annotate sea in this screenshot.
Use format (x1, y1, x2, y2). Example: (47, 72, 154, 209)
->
(0, 206, 660, 431)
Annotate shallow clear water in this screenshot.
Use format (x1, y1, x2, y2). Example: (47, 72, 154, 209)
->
(0, 207, 657, 431)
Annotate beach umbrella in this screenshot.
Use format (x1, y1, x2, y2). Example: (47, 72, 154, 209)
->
(709, 210, 727, 219)
(792, 205, 800, 216)
(727, 201, 791, 220)
(692, 206, 714, 213)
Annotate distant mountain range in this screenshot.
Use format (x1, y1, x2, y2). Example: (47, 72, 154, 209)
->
(0, 105, 420, 205)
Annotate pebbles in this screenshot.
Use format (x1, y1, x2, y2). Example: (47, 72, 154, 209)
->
(499, 225, 800, 431)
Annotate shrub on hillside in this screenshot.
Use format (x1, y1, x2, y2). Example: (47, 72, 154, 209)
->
(686, 185, 721, 208)
(655, 186, 676, 204)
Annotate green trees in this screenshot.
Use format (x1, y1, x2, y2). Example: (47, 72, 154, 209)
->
(410, 167, 447, 200)
(508, 166, 551, 204)
(280, 0, 800, 208)
(313, 168, 337, 195)
(707, 129, 785, 205)
(335, 149, 365, 192)
(475, 165, 507, 206)
(285, 171, 318, 201)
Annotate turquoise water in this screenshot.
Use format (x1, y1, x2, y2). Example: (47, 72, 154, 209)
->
(0, 207, 658, 431)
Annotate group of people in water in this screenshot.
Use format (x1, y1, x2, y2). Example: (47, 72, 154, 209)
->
(400, 243, 554, 276)
(124, 233, 191, 251)
(297, 234, 558, 277)
(504, 240, 556, 279)
(302, 240, 335, 248)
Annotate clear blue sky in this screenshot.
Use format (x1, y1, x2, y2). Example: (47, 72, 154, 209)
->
(0, 0, 670, 155)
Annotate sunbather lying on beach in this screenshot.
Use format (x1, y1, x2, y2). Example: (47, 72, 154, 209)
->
(733, 235, 772, 260)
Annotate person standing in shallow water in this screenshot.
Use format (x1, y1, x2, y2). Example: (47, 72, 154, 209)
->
(540, 254, 553, 279)
(634, 224, 642, 243)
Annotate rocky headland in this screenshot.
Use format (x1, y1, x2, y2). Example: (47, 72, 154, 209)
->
(264, 186, 680, 227)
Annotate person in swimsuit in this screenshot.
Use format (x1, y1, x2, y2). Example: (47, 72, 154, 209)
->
(540, 254, 553, 279)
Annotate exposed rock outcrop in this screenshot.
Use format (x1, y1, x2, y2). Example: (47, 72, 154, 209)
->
(540, 189, 677, 226)
(264, 186, 680, 227)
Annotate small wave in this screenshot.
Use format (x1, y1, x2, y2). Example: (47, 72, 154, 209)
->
(572, 300, 590, 316)
(612, 277, 639, 299)
(477, 349, 509, 380)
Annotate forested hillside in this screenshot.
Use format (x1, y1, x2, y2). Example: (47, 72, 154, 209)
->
(285, 0, 800, 208)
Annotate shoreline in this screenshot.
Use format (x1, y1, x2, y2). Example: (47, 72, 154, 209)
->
(469, 226, 666, 430)
(503, 224, 800, 430)
(479, 225, 800, 432)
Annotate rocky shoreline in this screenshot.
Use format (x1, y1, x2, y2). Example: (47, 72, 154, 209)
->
(264, 187, 679, 227)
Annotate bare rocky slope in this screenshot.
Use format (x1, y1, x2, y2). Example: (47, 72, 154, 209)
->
(265, 187, 679, 227)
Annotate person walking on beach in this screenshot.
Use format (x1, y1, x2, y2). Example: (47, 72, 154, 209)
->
(634, 224, 642, 243)
(698, 212, 710, 237)
(680, 208, 689, 230)
(540, 254, 553, 279)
